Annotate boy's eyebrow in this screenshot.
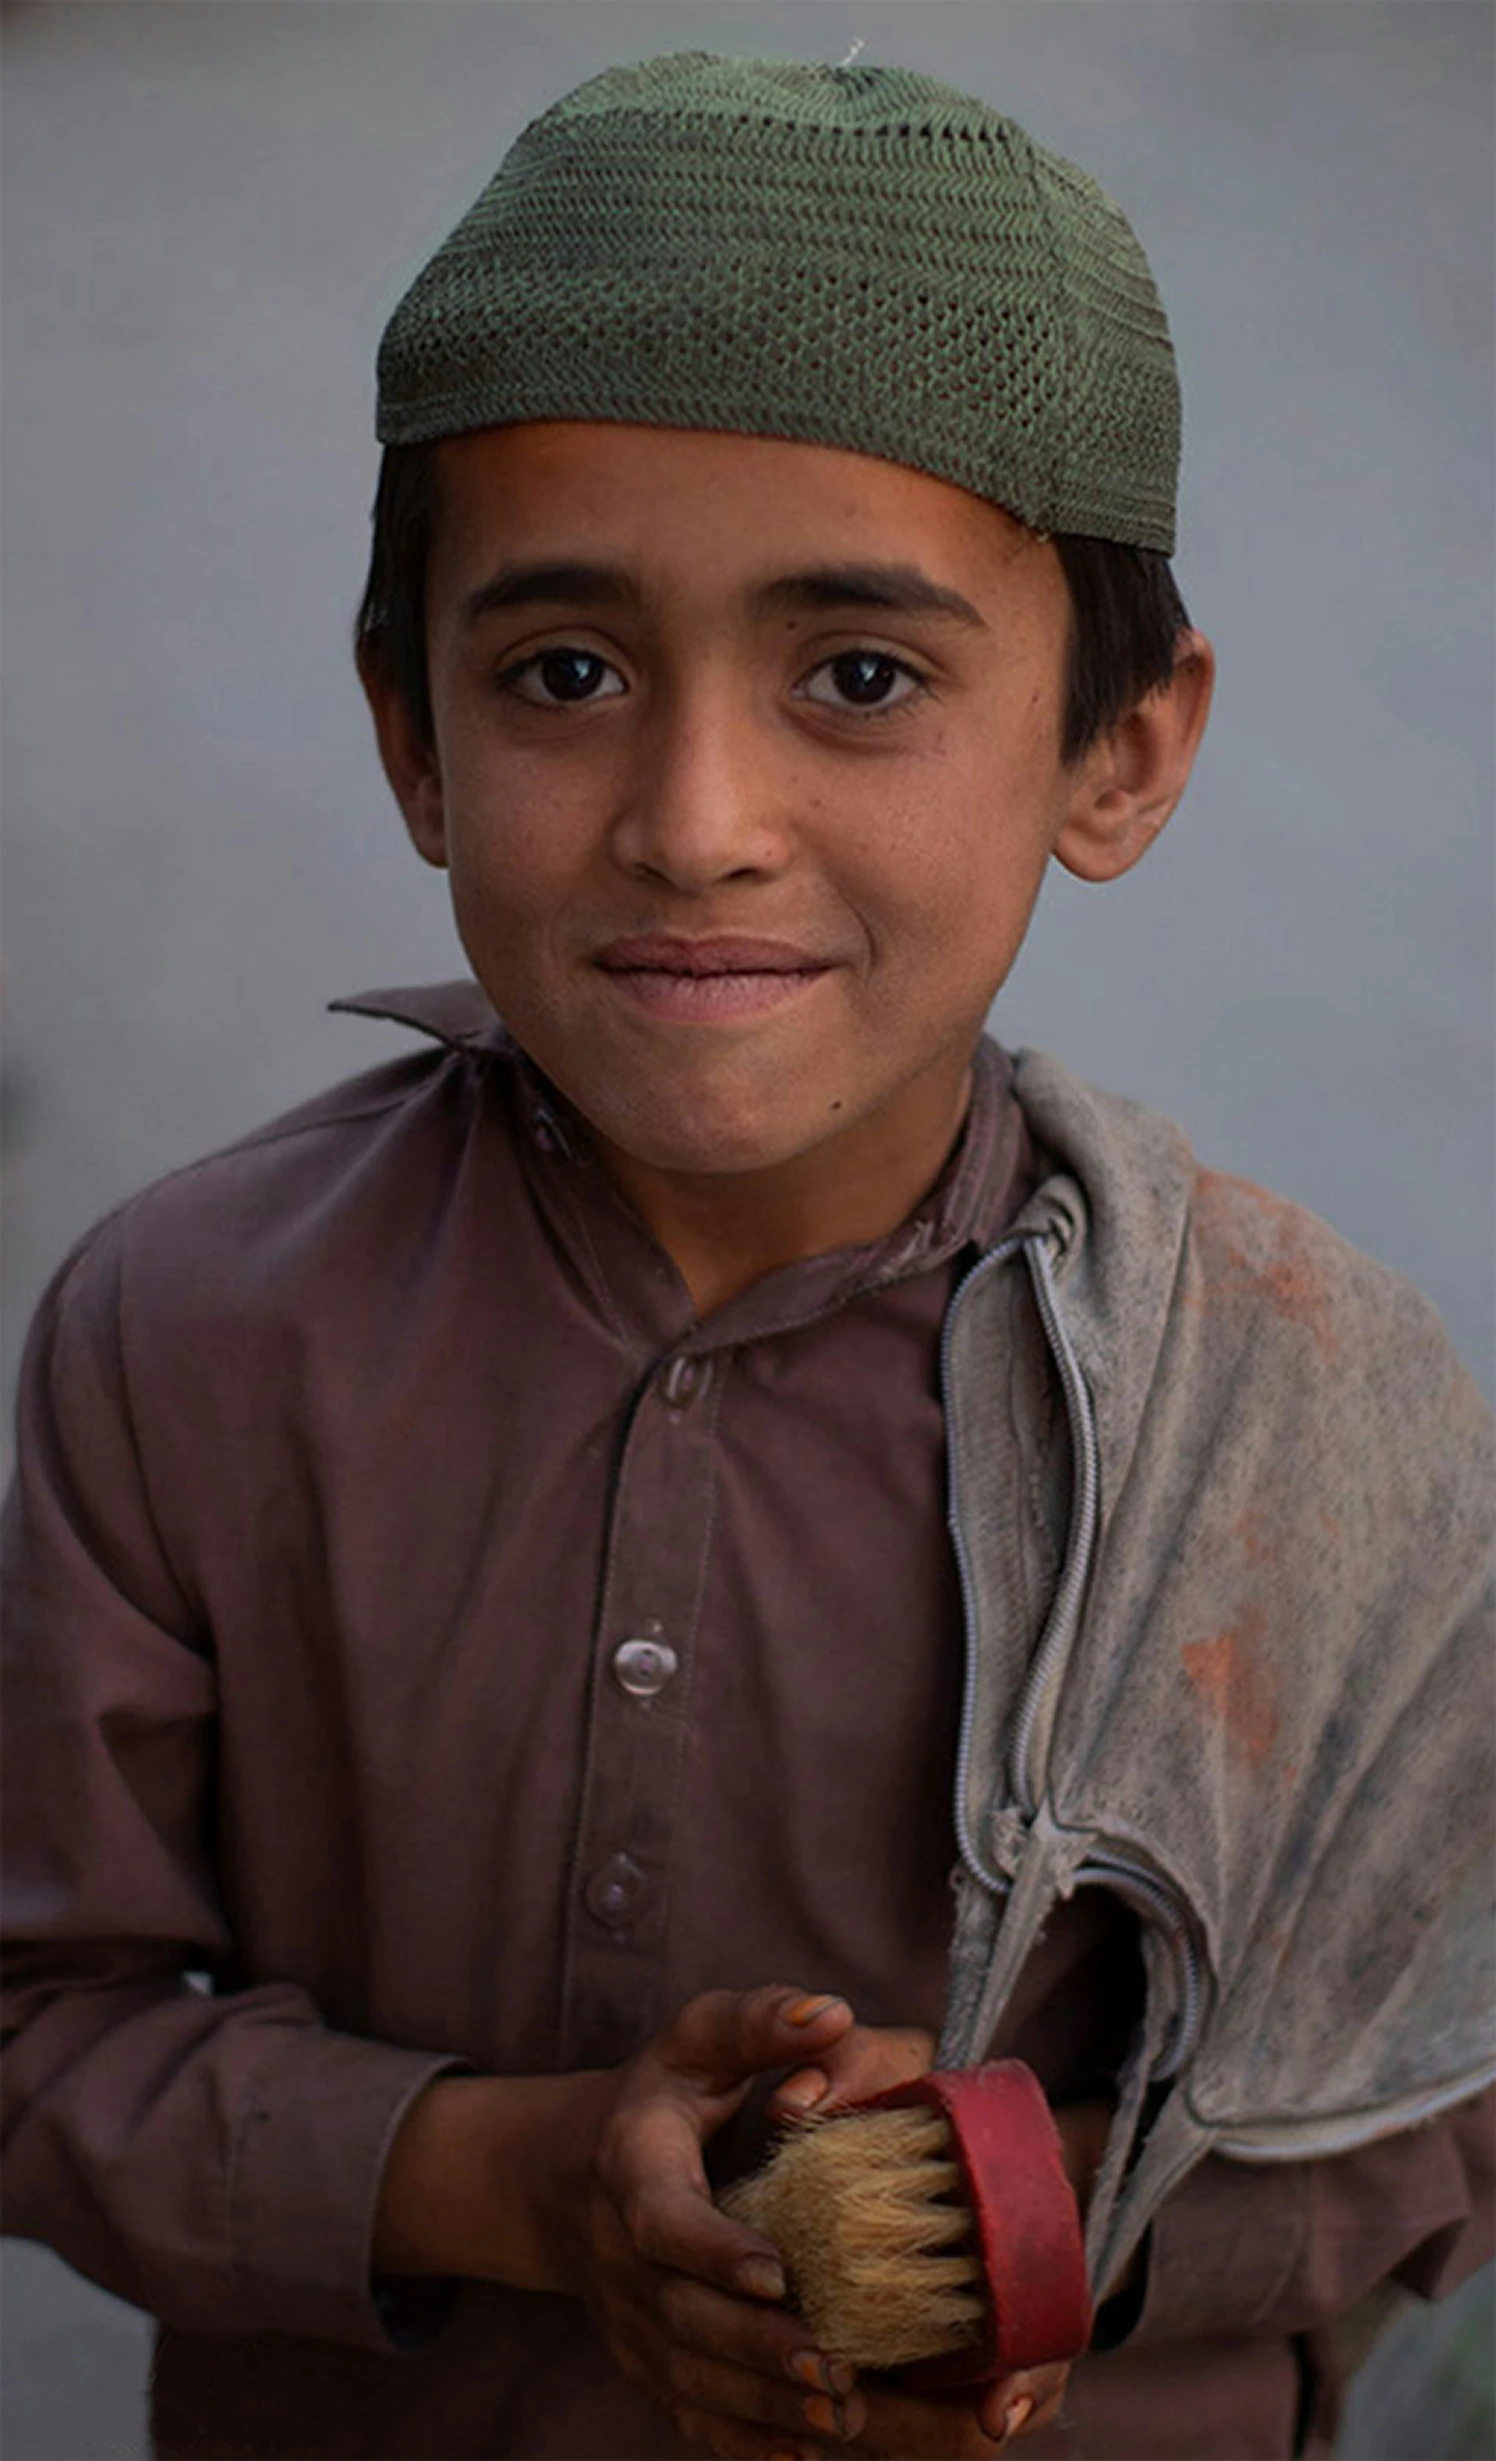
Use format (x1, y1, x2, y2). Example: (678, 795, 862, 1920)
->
(749, 563, 988, 631)
(458, 559, 988, 632)
(458, 562, 636, 627)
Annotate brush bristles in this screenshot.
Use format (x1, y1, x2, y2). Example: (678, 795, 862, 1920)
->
(721, 2106, 987, 2368)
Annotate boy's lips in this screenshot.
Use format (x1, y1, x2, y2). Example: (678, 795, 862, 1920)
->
(595, 934, 831, 975)
(592, 934, 836, 1022)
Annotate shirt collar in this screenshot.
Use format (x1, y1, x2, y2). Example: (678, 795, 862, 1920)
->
(330, 979, 502, 1052)
(332, 981, 1032, 1345)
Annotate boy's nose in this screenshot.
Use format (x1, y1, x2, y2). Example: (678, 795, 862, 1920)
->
(608, 690, 792, 892)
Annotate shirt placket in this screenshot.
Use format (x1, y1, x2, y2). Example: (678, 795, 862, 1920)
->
(558, 1342, 726, 2068)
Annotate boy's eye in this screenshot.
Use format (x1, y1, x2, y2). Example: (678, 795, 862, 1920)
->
(498, 649, 626, 705)
(799, 652, 924, 712)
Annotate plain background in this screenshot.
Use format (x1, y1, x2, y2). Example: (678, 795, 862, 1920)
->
(2, 4, 1492, 2455)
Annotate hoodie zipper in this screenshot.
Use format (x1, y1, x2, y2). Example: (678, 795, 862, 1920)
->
(942, 1229, 1206, 2079)
(1007, 1237, 1101, 1817)
(943, 1234, 1027, 1895)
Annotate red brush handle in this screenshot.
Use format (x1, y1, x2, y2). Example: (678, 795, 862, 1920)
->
(852, 2060, 1093, 2387)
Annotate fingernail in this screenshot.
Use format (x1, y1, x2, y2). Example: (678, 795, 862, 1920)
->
(775, 2074, 829, 2114)
(803, 2392, 859, 2441)
(785, 1994, 843, 2026)
(1002, 2395, 1034, 2442)
(789, 2351, 830, 2391)
(737, 2254, 787, 2300)
(826, 2358, 857, 2397)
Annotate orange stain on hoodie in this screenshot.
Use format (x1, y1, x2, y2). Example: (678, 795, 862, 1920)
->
(1192, 1172, 1340, 1364)
(1182, 1614, 1281, 1768)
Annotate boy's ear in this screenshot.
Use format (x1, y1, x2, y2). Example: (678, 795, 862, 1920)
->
(1052, 629, 1215, 884)
(357, 648, 449, 870)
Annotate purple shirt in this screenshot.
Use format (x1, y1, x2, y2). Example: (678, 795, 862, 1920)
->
(3, 985, 1488, 2459)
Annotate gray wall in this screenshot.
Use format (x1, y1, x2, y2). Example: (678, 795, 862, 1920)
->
(2, 5, 1491, 2455)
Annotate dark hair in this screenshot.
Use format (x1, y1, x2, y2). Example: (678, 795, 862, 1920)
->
(354, 442, 1190, 764)
(1050, 532, 1191, 763)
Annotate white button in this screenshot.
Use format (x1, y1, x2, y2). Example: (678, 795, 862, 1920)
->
(661, 1354, 711, 1409)
(612, 1637, 680, 1699)
(585, 1853, 648, 1928)
(530, 1103, 570, 1156)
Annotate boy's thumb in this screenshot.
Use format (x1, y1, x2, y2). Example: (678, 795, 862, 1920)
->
(659, 1985, 852, 2088)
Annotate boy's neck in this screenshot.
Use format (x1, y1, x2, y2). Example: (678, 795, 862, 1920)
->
(592, 1057, 976, 1320)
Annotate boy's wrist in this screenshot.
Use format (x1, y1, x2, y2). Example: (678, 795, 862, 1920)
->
(372, 2068, 608, 2291)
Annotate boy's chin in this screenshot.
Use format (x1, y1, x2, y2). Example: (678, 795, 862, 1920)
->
(534, 1037, 871, 1185)
(593, 1100, 846, 1186)
(546, 1033, 980, 1192)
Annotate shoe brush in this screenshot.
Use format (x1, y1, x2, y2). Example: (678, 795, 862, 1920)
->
(722, 2059, 1093, 2387)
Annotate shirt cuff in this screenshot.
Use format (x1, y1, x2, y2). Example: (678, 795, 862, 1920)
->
(228, 2025, 468, 2349)
(1119, 2153, 1312, 2347)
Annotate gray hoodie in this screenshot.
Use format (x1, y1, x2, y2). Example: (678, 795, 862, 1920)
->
(932, 1050, 1495, 2298)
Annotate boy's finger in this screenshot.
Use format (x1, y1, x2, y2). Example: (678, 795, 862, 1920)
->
(657, 2271, 857, 2396)
(768, 2024, 936, 2119)
(769, 2065, 831, 2117)
(975, 2362, 1071, 2441)
(663, 2342, 866, 2446)
(656, 1985, 853, 2090)
(611, 2153, 788, 2300)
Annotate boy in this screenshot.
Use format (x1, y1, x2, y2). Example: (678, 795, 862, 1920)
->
(3, 48, 1491, 2461)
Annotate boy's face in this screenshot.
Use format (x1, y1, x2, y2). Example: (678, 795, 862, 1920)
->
(382, 422, 1163, 1194)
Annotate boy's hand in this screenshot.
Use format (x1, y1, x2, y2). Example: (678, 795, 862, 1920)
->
(541, 1984, 877, 2456)
(552, 1994, 1072, 2459)
(559, 2021, 1099, 2456)
(377, 1983, 873, 2458)
(376, 2000, 1097, 2457)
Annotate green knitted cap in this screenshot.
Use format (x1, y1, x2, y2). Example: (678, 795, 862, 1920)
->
(376, 53, 1180, 553)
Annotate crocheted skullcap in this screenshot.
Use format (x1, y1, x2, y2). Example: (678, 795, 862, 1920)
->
(376, 52, 1180, 553)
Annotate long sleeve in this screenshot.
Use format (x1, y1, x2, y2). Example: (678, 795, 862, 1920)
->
(1122, 2089, 1495, 2345)
(1, 1223, 460, 2347)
